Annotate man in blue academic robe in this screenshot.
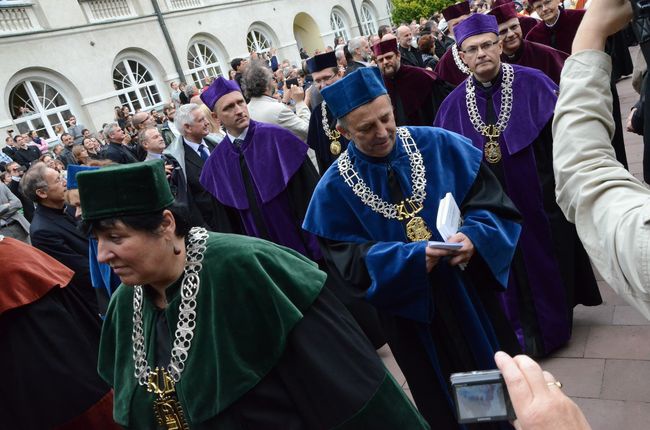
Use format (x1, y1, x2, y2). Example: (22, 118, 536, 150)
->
(434, 14, 600, 357)
(303, 66, 522, 428)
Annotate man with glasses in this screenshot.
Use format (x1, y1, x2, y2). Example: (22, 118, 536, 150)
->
(489, 1, 567, 85)
(20, 162, 99, 315)
(5, 161, 34, 222)
(305, 51, 349, 173)
(373, 37, 452, 127)
(435, 13, 601, 358)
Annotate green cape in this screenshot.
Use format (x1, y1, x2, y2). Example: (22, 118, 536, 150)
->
(98, 232, 325, 427)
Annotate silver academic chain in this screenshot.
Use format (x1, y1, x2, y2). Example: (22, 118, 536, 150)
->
(465, 63, 514, 135)
(337, 127, 426, 219)
(132, 227, 209, 386)
(452, 44, 471, 75)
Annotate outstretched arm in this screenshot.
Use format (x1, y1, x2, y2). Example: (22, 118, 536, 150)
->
(553, 0, 650, 317)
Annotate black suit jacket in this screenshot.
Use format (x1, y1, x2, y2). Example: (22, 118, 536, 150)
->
(29, 204, 97, 312)
(104, 142, 138, 164)
(182, 138, 240, 232)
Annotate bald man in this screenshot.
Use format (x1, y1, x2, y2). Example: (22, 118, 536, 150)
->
(396, 25, 425, 68)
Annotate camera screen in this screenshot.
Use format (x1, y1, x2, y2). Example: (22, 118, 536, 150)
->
(455, 382, 508, 421)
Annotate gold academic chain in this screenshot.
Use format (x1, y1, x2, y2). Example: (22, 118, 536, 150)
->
(338, 127, 427, 222)
(452, 44, 471, 75)
(132, 227, 209, 430)
(321, 101, 342, 155)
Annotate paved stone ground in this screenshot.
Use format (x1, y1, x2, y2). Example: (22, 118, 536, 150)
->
(381, 51, 650, 428)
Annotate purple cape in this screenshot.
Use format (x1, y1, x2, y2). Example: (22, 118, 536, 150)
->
(434, 64, 557, 155)
(433, 47, 470, 87)
(524, 8, 584, 55)
(502, 39, 568, 85)
(200, 120, 320, 258)
(434, 65, 571, 353)
(384, 64, 440, 126)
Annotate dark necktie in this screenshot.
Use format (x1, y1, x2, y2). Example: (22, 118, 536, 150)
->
(233, 138, 244, 148)
(199, 144, 210, 161)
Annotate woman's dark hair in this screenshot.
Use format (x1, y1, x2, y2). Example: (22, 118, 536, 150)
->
(82, 201, 192, 238)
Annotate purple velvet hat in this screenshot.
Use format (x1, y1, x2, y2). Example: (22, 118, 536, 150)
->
(200, 77, 241, 111)
(372, 38, 398, 57)
(442, 1, 471, 22)
(489, 2, 518, 25)
(454, 13, 499, 49)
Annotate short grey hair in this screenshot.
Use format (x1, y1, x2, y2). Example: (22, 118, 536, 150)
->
(138, 126, 157, 147)
(242, 60, 273, 98)
(348, 36, 366, 53)
(175, 103, 201, 136)
(103, 122, 121, 139)
(20, 162, 49, 202)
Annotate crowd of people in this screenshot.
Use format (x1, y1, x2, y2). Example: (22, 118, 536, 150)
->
(1, 0, 647, 428)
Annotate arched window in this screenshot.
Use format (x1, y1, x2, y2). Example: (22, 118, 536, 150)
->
(113, 59, 162, 113)
(247, 28, 272, 55)
(360, 2, 378, 36)
(9, 80, 73, 140)
(187, 41, 224, 88)
(330, 9, 349, 41)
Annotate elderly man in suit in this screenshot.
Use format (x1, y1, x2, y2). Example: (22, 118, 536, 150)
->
(164, 103, 238, 233)
(20, 162, 98, 314)
(0, 182, 30, 243)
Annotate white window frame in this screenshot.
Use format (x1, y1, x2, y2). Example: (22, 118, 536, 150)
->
(9, 79, 73, 142)
(330, 9, 349, 41)
(187, 41, 224, 88)
(113, 58, 162, 113)
(360, 2, 378, 36)
(247, 28, 272, 55)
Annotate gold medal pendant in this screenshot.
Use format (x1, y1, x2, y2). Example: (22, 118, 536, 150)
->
(406, 216, 432, 242)
(330, 140, 341, 155)
(484, 139, 502, 164)
(481, 125, 502, 164)
(148, 368, 190, 430)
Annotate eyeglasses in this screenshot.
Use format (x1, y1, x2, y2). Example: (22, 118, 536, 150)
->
(461, 39, 500, 56)
(498, 23, 521, 37)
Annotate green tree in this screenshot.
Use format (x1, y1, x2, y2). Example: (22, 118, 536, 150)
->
(390, 0, 459, 24)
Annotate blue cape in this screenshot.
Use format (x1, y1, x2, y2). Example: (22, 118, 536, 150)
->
(304, 126, 520, 311)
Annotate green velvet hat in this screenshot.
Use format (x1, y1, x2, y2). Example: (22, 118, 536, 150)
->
(77, 160, 174, 221)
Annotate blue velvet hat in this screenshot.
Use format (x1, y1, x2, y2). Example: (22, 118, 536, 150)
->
(320, 67, 387, 119)
(306, 52, 338, 73)
(454, 13, 499, 49)
(200, 77, 242, 111)
(66, 164, 99, 190)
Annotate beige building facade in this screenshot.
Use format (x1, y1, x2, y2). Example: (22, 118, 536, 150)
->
(0, 0, 391, 145)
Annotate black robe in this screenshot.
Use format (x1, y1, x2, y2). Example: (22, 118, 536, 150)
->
(317, 164, 521, 428)
(306, 102, 350, 174)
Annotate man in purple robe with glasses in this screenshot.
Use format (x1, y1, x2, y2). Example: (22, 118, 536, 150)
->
(435, 13, 601, 358)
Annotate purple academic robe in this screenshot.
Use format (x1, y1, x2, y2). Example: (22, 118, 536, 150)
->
(433, 47, 471, 87)
(524, 8, 584, 55)
(434, 64, 576, 355)
(199, 120, 322, 260)
(518, 15, 539, 38)
(502, 39, 568, 85)
(383, 64, 451, 126)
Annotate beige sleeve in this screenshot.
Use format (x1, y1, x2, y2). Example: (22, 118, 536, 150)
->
(553, 49, 650, 319)
(277, 102, 311, 141)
